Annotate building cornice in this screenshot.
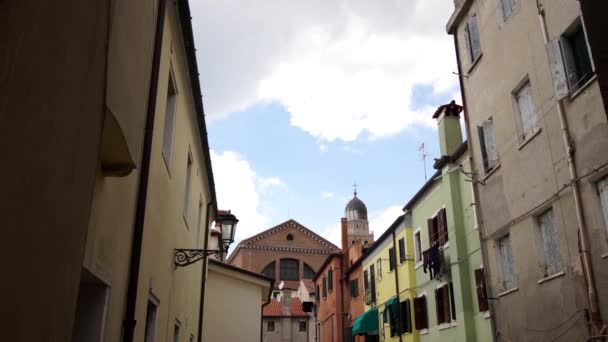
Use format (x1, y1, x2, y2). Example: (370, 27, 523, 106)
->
(238, 244, 338, 255)
(446, 0, 473, 34)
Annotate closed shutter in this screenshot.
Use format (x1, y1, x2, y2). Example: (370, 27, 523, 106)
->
(316, 285, 320, 302)
(516, 81, 536, 138)
(483, 119, 498, 169)
(364, 270, 369, 290)
(475, 268, 489, 312)
(467, 14, 481, 61)
(389, 248, 396, 271)
(400, 300, 412, 334)
(449, 283, 456, 321)
(370, 265, 376, 302)
(478, 125, 489, 171)
(328, 268, 333, 291)
(538, 209, 563, 276)
(413, 296, 428, 330)
(599, 177, 608, 237)
(322, 276, 327, 299)
(435, 288, 445, 324)
(399, 238, 406, 263)
(428, 218, 438, 246)
(499, 235, 515, 289)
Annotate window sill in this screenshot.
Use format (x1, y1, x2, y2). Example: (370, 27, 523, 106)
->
(537, 271, 565, 284)
(438, 322, 455, 331)
(420, 329, 429, 335)
(482, 163, 501, 183)
(497, 287, 518, 298)
(483, 311, 491, 319)
(467, 53, 483, 75)
(162, 153, 172, 178)
(183, 215, 189, 230)
(569, 74, 597, 102)
(601, 252, 608, 259)
(415, 262, 423, 270)
(517, 127, 542, 151)
(440, 242, 450, 250)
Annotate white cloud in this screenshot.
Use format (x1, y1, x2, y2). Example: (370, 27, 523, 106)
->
(321, 191, 336, 199)
(191, 0, 458, 142)
(369, 205, 405, 238)
(210, 150, 285, 245)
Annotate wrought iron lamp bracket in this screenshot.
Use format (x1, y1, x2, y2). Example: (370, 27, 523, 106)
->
(173, 248, 222, 269)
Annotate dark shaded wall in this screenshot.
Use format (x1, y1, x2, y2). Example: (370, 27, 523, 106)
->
(580, 0, 608, 116)
(0, 0, 109, 340)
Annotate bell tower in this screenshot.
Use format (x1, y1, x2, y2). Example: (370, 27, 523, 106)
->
(344, 185, 374, 245)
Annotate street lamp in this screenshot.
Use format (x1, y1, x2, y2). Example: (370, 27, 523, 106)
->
(173, 210, 239, 269)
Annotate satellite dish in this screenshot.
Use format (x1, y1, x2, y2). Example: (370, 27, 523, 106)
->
(279, 281, 284, 290)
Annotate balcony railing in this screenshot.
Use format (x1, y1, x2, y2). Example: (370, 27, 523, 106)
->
(364, 289, 376, 305)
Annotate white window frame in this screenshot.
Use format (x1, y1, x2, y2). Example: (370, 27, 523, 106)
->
(183, 150, 193, 224)
(195, 198, 204, 248)
(162, 68, 178, 171)
(599, 176, 608, 239)
(536, 208, 563, 277)
(478, 117, 499, 173)
(144, 295, 160, 342)
(513, 78, 537, 141)
(377, 259, 382, 281)
(465, 14, 482, 64)
(414, 228, 422, 268)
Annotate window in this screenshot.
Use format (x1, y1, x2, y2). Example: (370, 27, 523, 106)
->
(183, 152, 193, 221)
(173, 321, 181, 342)
(389, 300, 398, 337)
(273, 291, 280, 299)
(389, 247, 396, 271)
(349, 279, 359, 297)
(514, 80, 537, 140)
(144, 298, 159, 342)
(299, 321, 307, 332)
(303, 263, 315, 279)
(400, 299, 412, 334)
(195, 200, 203, 248)
(474, 268, 489, 312)
(286, 233, 294, 241)
(428, 209, 448, 246)
(370, 264, 376, 302)
(162, 71, 177, 169)
(547, 18, 594, 95)
(413, 296, 428, 330)
(465, 14, 481, 63)
(322, 276, 327, 299)
(435, 283, 455, 325)
(280, 259, 299, 281)
(376, 259, 382, 281)
(190, 335, 194, 342)
(599, 177, 608, 237)
(414, 231, 422, 264)
(267, 321, 275, 332)
(315, 285, 320, 301)
(537, 209, 563, 276)
(499, 0, 514, 21)
(328, 268, 333, 291)
(363, 270, 369, 292)
(478, 118, 499, 172)
(262, 262, 276, 279)
(399, 238, 406, 263)
(498, 234, 516, 289)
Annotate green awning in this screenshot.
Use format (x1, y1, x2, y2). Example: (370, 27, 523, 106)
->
(385, 297, 399, 321)
(352, 308, 379, 335)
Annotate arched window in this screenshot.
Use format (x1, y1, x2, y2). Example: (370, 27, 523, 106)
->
(286, 233, 294, 241)
(262, 261, 276, 279)
(280, 258, 300, 281)
(303, 263, 315, 279)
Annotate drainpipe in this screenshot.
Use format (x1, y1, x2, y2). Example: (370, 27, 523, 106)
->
(197, 200, 214, 342)
(391, 229, 403, 342)
(452, 31, 498, 342)
(535, 1, 604, 338)
(122, 0, 166, 341)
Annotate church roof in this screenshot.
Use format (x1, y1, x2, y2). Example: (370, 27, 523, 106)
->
(345, 193, 368, 220)
(226, 219, 340, 264)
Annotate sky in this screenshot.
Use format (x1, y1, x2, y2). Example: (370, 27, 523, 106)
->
(190, 0, 462, 249)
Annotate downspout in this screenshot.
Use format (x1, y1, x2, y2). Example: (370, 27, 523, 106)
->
(197, 200, 214, 342)
(535, 1, 604, 338)
(452, 32, 498, 342)
(122, 0, 166, 341)
(391, 229, 403, 342)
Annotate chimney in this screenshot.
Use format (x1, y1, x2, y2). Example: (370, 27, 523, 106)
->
(433, 100, 464, 157)
(282, 290, 292, 316)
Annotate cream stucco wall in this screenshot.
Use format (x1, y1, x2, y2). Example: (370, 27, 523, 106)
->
(203, 263, 271, 342)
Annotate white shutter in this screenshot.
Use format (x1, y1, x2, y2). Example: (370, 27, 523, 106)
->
(499, 235, 515, 289)
(538, 210, 563, 276)
(483, 119, 498, 169)
(560, 36, 579, 91)
(516, 82, 536, 138)
(599, 177, 608, 237)
(468, 15, 481, 61)
(546, 38, 569, 100)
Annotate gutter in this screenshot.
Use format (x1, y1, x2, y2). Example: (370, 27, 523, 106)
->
(122, 0, 167, 340)
(391, 229, 403, 342)
(197, 200, 214, 342)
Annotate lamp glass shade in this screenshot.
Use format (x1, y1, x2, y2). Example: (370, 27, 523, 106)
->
(219, 216, 238, 243)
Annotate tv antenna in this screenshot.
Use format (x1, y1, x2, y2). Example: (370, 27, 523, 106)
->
(419, 143, 428, 182)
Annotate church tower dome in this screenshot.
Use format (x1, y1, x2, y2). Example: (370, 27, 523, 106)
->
(344, 187, 374, 245)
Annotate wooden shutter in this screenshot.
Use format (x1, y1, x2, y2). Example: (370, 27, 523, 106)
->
(413, 296, 428, 330)
(389, 247, 396, 271)
(322, 276, 327, 299)
(478, 125, 489, 171)
(427, 218, 437, 246)
(468, 15, 481, 61)
(599, 177, 608, 237)
(449, 283, 457, 321)
(539, 209, 563, 275)
(499, 235, 515, 289)
(475, 268, 489, 312)
(435, 288, 445, 324)
(546, 38, 570, 99)
(438, 209, 448, 245)
(370, 265, 376, 302)
(328, 268, 333, 291)
(516, 81, 536, 138)
(399, 238, 406, 262)
(482, 119, 498, 169)
(364, 270, 369, 290)
(400, 300, 412, 334)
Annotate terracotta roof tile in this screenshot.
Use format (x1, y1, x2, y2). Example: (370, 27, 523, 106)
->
(290, 298, 309, 317)
(262, 298, 309, 318)
(302, 279, 316, 294)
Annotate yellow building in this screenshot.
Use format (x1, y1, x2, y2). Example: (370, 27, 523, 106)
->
(360, 215, 418, 342)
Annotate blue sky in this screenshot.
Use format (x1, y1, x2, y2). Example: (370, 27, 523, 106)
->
(191, 0, 460, 246)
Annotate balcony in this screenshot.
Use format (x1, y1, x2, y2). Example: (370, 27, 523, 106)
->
(364, 289, 376, 305)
